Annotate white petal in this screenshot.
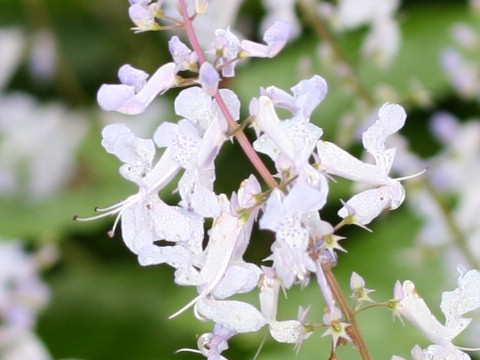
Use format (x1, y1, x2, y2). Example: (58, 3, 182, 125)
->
(338, 183, 404, 225)
(196, 298, 266, 333)
(269, 320, 303, 343)
(317, 141, 389, 185)
(398, 280, 455, 347)
(440, 268, 480, 336)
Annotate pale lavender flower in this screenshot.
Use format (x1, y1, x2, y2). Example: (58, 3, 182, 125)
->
(190, 0, 244, 49)
(451, 23, 479, 50)
(194, 325, 233, 360)
(169, 36, 198, 71)
(350, 272, 375, 306)
(1, 332, 52, 360)
(322, 306, 352, 348)
(153, 118, 221, 217)
(241, 20, 291, 58)
(97, 62, 177, 115)
(259, 268, 313, 348)
(210, 27, 241, 77)
(196, 298, 266, 334)
(128, 0, 162, 32)
(197, 62, 220, 96)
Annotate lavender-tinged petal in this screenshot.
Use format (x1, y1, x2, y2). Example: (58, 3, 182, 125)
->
(291, 75, 328, 118)
(135, 62, 177, 107)
(198, 62, 220, 96)
(169, 36, 198, 71)
(241, 21, 290, 58)
(174, 87, 213, 128)
(262, 20, 291, 57)
(137, 243, 192, 267)
(97, 84, 139, 113)
(261, 85, 296, 111)
(128, 3, 152, 28)
(440, 268, 480, 334)
(118, 64, 149, 91)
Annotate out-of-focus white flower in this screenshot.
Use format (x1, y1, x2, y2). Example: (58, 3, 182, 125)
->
(451, 23, 479, 50)
(0, 94, 87, 199)
(440, 48, 480, 99)
(261, 0, 301, 39)
(0, 239, 50, 357)
(1, 331, 52, 360)
(0, 28, 25, 90)
(335, 0, 401, 66)
(28, 29, 57, 84)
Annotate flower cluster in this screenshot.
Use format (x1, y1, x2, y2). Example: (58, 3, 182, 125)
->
(76, 1, 418, 358)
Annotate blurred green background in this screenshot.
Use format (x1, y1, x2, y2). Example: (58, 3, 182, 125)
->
(1, 0, 479, 359)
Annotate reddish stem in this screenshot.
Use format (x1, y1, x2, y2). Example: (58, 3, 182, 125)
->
(178, 0, 278, 189)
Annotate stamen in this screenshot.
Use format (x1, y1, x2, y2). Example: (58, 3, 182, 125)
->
(73, 200, 127, 222)
(395, 168, 427, 182)
(457, 345, 480, 352)
(168, 294, 200, 320)
(73, 194, 141, 237)
(175, 348, 202, 355)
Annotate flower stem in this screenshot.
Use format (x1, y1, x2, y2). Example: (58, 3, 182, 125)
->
(323, 263, 372, 360)
(178, 0, 278, 189)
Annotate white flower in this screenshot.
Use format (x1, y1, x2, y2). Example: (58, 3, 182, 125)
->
(241, 20, 291, 58)
(261, 180, 327, 288)
(252, 75, 328, 186)
(76, 124, 204, 263)
(316, 103, 408, 225)
(394, 266, 480, 359)
(259, 268, 313, 349)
